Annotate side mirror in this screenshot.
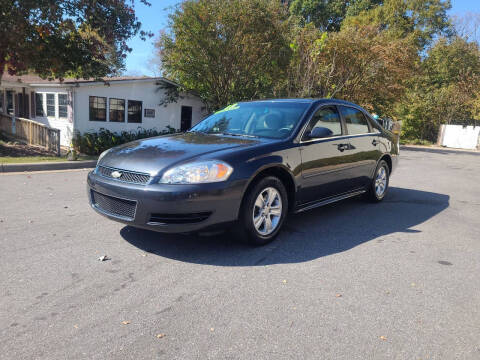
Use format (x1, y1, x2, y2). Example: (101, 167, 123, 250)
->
(309, 126, 333, 139)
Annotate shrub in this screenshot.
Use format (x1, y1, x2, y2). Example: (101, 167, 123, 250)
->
(72, 126, 179, 155)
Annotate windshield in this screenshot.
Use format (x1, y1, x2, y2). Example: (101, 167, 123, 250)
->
(190, 102, 310, 139)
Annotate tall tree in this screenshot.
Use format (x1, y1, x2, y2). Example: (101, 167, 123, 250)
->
(288, 0, 382, 31)
(156, 0, 291, 111)
(342, 0, 452, 49)
(398, 36, 480, 141)
(0, 0, 153, 83)
(286, 24, 418, 115)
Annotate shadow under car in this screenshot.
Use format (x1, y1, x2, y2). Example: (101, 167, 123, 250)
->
(120, 187, 449, 266)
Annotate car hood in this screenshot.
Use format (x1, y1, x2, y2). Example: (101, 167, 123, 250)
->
(99, 132, 262, 175)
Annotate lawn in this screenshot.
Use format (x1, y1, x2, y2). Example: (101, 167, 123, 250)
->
(0, 135, 97, 164)
(0, 155, 97, 164)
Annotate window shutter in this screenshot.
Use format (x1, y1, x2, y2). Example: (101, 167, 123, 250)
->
(14, 94, 19, 116)
(31, 92, 35, 119)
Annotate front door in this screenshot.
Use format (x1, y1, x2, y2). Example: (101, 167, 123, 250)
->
(180, 106, 192, 131)
(18, 93, 29, 118)
(298, 105, 357, 204)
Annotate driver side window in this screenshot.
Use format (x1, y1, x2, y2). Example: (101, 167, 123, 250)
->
(304, 106, 342, 140)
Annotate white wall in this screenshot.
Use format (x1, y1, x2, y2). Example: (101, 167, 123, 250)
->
(73, 80, 206, 136)
(439, 124, 480, 150)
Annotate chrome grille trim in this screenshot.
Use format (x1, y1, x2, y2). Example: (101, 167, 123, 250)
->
(96, 165, 151, 185)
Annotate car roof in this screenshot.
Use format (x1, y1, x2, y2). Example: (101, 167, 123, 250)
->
(239, 98, 361, 107)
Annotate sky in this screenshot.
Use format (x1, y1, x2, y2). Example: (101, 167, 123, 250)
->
(124, 0, 480, 76)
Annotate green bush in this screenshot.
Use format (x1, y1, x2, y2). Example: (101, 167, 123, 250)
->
(72, 126, 179, 155)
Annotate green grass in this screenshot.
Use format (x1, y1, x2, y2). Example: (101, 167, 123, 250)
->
(0, 155, 97, 164)
(400, 138, 434, 146)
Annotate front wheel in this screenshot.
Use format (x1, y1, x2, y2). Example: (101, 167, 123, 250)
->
(367, 160, 390, 202)
(238, 176, 288, 246)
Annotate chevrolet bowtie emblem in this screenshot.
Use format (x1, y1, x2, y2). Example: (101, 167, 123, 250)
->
(111, 171, 122, 178)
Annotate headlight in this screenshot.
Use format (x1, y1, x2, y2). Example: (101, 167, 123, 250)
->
(97, 149, 110, 164)
(160, 160, 233, 184)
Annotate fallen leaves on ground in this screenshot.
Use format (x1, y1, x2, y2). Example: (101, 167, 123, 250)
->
(380, 336, 387, 341)
(156, 333, 166, 339)
(98, 255, 110, 262)
(335, 294, 342, 298)
(121, 321, 130, 325)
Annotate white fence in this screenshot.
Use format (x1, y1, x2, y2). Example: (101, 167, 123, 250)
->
(437, 124, 480, 150)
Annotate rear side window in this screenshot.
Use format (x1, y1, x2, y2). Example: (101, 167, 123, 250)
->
(304, 106, 342, 139)
(339, 106, 370, 134)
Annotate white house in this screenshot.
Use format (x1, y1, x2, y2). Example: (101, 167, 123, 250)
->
(0, 74, 206, 146)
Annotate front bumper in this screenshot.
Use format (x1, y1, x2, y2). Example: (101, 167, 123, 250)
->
(87, 170, 245, 233)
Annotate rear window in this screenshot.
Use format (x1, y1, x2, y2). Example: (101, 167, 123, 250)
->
(339, 106, 370, 134)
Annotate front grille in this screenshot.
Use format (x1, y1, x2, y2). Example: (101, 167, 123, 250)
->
(97, 166, 150, 185)
(148, 212, 211, 225)
(91, 191, 137, 220)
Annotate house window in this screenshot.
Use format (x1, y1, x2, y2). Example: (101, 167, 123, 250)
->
(89, 96, 106, 121)
(58, 94, 68, 118)
(46, 94, 55, 117)
(36, 93, 44, 116)
(109, 98, 125, 122)
(0, 90, 3, 113)
(128, 100, 142, 123)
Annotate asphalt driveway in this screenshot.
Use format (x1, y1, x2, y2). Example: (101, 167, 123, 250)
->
(1, 147, 479, 359)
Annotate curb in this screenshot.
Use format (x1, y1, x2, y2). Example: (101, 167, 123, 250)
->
(0, 160, 97, 173)
(400, 145, 479, 153)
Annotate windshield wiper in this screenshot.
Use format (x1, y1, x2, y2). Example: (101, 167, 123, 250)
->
(221, 132, 258, 138)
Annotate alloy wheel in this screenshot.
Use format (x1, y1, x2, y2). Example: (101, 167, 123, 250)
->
(375, 166, 388, 197)
(252, 187, 282, 236)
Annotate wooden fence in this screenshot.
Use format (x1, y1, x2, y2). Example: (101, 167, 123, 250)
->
(0, 114, 61, 156)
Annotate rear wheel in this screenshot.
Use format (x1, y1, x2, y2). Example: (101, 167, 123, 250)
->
(367, 160, 389, 202)
(238, 176, 288, 246)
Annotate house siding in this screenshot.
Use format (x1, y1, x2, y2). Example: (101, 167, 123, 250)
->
(1, 77, 207, 148)
(73, 81, 206, 136)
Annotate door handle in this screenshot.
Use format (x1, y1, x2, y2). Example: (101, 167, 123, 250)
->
(337, 143, 349, 152)
(372, 139, 378, 146)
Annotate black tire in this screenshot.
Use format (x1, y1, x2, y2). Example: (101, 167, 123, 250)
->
(367, 160, 390, 202)
(237, 176, 288, 246)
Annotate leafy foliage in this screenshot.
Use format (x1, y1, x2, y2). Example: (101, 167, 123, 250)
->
(156, 0, 292, 111)
(0, 0, 153, 82)
(72, 126, 178, 155)
(288, 0, 382, 31)
(398, 36, 480, 141)
(286, 24, 418, 115)
(342, 0, 452, 48)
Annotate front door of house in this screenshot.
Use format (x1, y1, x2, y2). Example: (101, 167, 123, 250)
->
(18, 93, 29, 118)
(180, 106, 192, 132)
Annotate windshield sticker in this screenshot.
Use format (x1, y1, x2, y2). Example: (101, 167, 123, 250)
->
(215, 103, 240, 114)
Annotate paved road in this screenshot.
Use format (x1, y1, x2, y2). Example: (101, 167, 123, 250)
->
(1, 148, 479, 360)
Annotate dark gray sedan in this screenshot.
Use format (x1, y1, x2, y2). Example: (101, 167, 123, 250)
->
(87, 99, 399, 245)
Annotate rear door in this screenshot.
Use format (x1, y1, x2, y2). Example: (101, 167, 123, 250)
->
(298, 105, 357, 204)
(338, 106, 380, 189)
